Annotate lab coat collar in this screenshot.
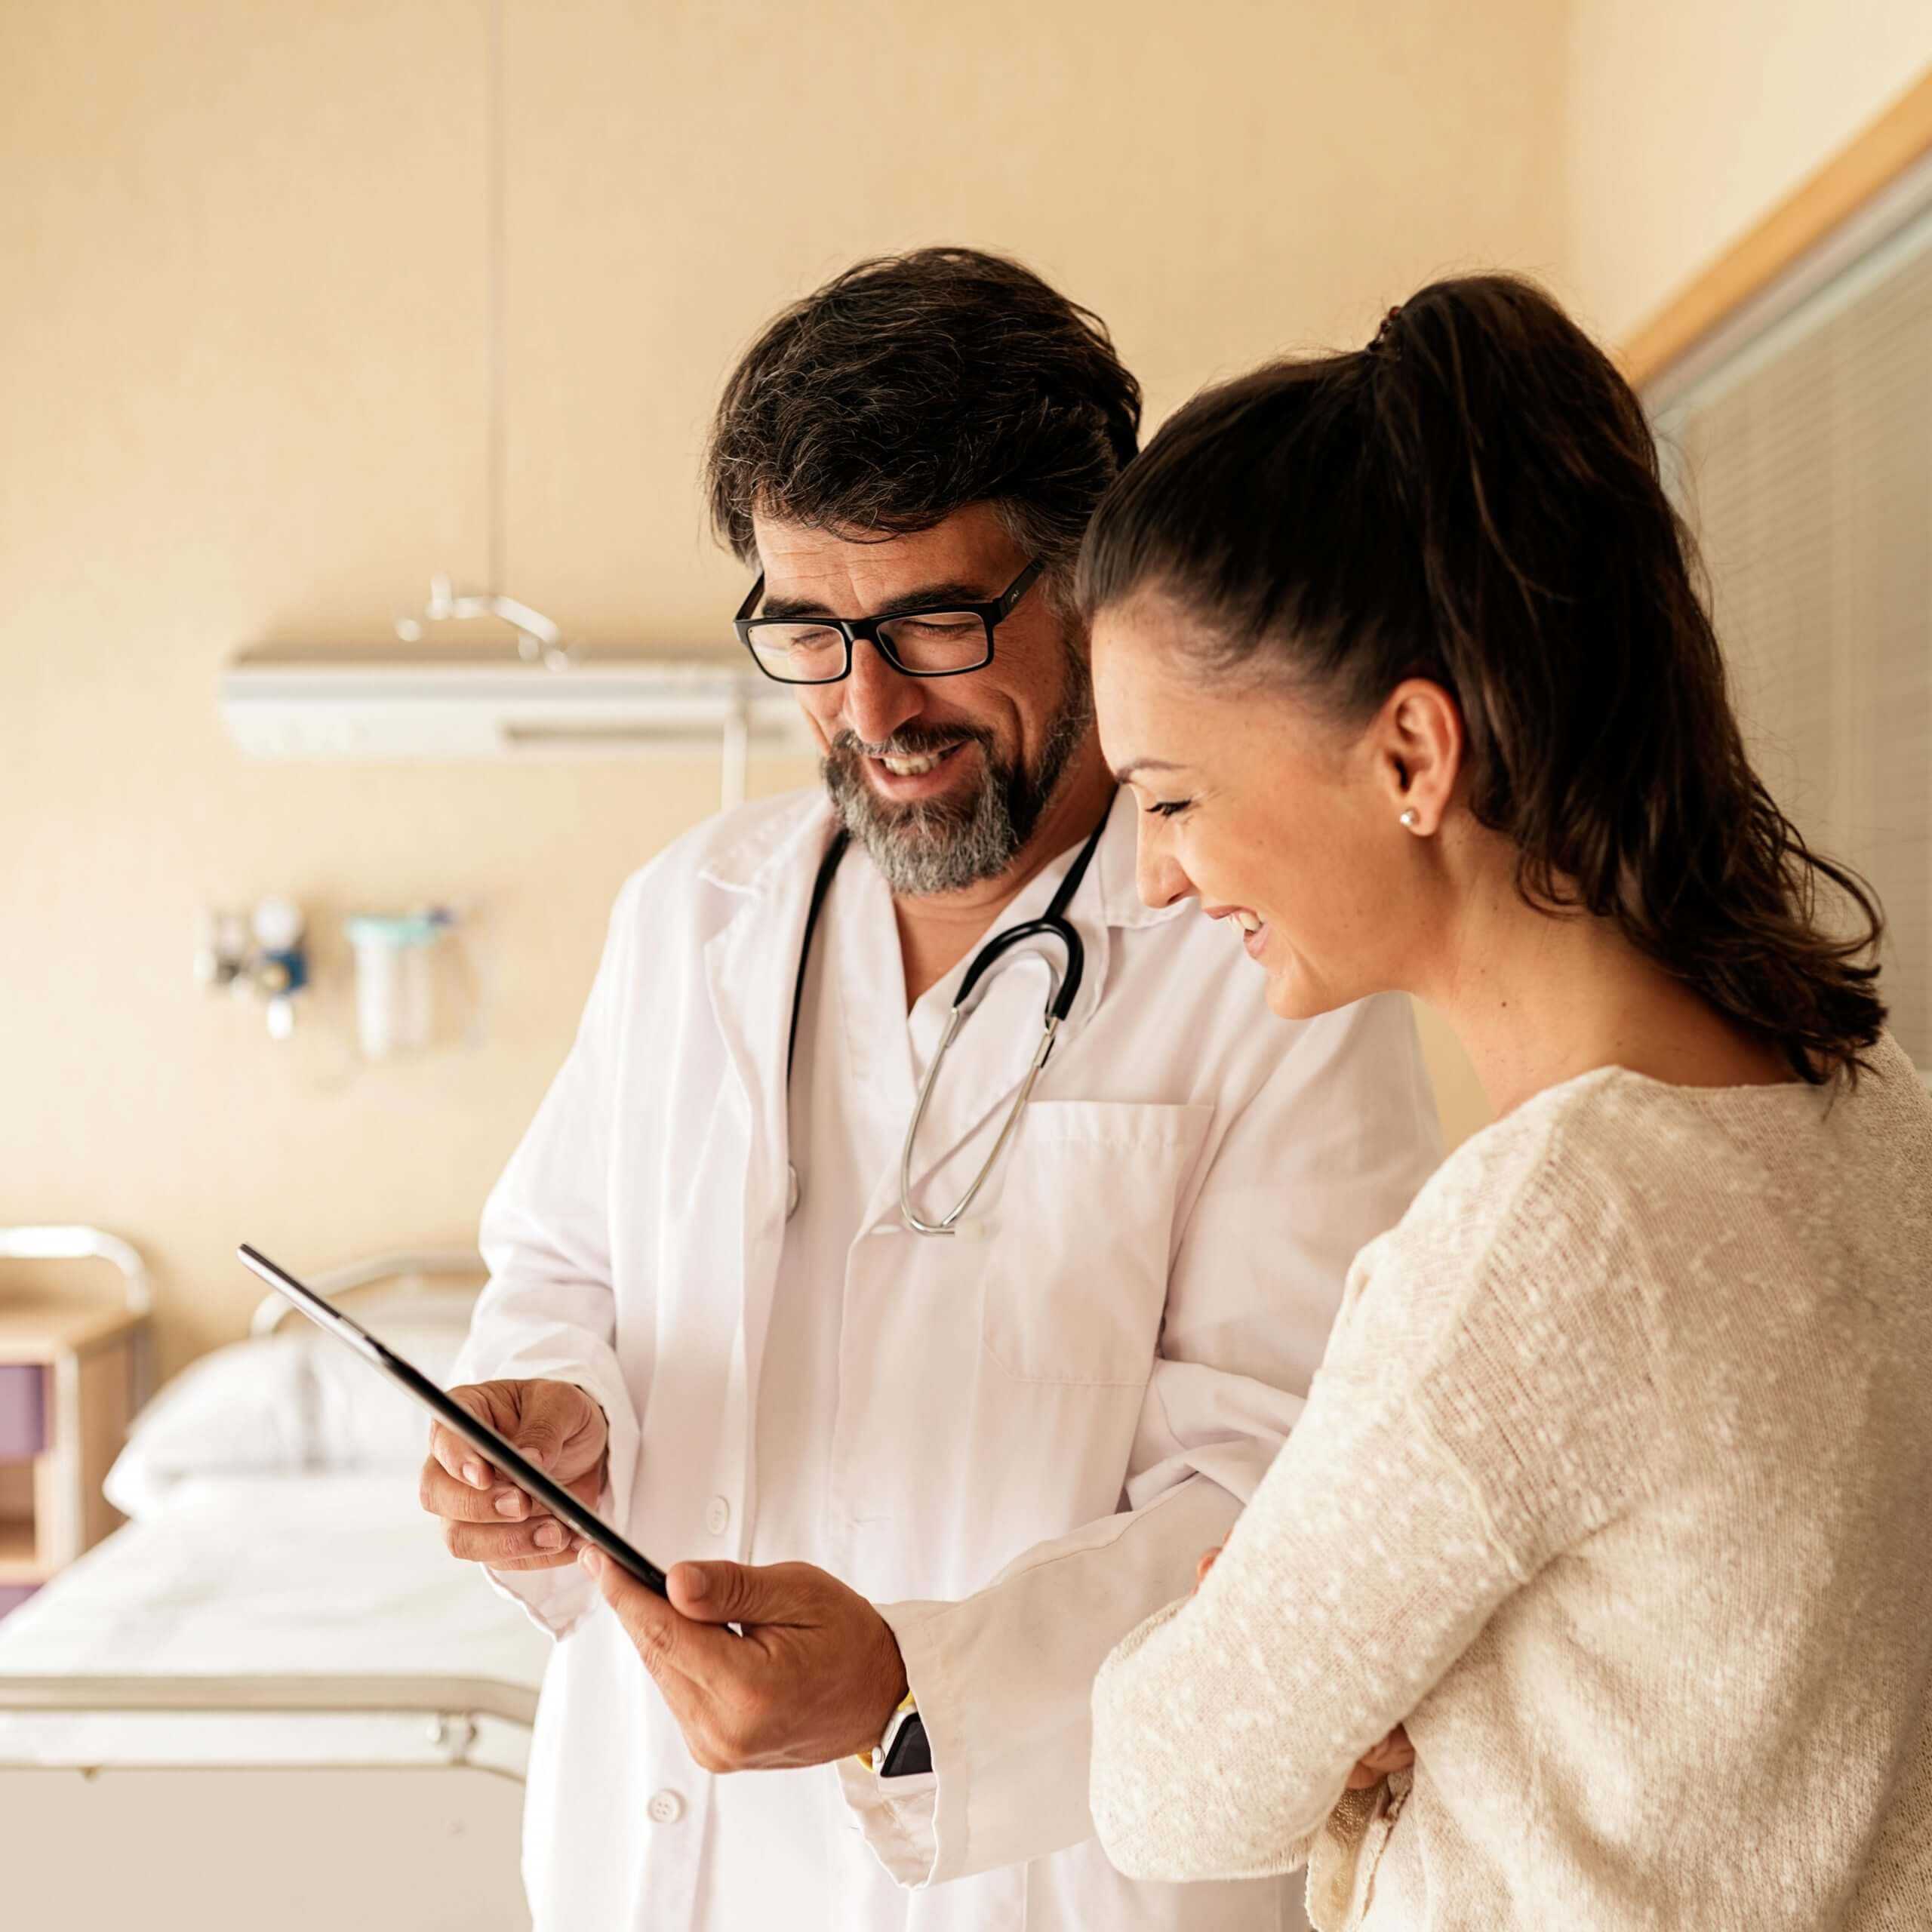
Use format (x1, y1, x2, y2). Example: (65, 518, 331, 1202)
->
(697, 791, 841, 900)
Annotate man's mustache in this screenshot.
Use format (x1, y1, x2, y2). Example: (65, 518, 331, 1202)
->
(829, 724, 995, 763)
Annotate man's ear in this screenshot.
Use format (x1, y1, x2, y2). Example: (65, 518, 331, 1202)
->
(1377, 678, 1463, 833)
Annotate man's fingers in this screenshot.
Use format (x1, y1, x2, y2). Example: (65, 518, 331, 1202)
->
(429, 1387, 500, 1489)
(518, 1375, 606, 1475)
(583, 1549, 689, 1672)
(507, 1417, 561, 1472)
(428, 1420, 496, 1489)
(582, 1551, 746, 1675)
(442, 1515, 580, 1565)
(582, 1552, 765, 1771)
(420, 1458, 553, 1525)
(667, 1561, 746, 1625)
(666, 1559, 817, 1628)
(426, 1380, 608, 1508)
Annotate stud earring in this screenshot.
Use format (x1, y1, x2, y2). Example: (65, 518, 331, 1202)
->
(1399, 808, 1420, 830)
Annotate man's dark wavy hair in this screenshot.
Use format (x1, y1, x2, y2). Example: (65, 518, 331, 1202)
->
(1079, 273, 1887, 1084)
(706, 248, 1141, 593)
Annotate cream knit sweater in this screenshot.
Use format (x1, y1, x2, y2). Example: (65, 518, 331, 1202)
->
(1090, 1035, 1932, 1930)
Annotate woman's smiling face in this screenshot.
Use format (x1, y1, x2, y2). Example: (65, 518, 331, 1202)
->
(1091, 588, 1436, 1019)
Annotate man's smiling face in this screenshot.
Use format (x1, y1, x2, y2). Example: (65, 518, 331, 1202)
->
(750, 502, 1094, 896)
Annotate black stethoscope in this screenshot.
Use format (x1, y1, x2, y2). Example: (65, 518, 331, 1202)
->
(784, 811, 1110, 1238)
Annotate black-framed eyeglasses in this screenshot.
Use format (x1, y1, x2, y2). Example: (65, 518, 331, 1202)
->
(733, 559, 1045, 685)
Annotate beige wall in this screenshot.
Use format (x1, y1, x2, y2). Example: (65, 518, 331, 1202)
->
(1565, 0, 1932, 342)
(1, 0, 1564, 1375)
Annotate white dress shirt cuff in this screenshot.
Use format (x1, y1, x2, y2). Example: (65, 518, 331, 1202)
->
(834, 1600, 949, 1885)
(835, 1754, 940, 1888)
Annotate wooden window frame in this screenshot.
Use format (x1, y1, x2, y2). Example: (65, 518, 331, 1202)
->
(1620, 67, 1932, 390)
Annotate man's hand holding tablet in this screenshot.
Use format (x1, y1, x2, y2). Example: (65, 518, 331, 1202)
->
(235, 1245, 666, 1595)
(237, 1245, 906, 1774)
(420, 1374, 912, 1770)
(420, 1378, 609, 1572)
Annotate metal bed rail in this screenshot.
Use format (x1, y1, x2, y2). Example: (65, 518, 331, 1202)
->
(0, 1671, 534, 1780)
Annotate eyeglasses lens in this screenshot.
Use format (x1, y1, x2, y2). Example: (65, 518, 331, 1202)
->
(746, 623, 846, 684)
(746, 613, 990, 683)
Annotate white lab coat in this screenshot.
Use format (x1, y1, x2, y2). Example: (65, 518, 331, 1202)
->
(454, 786, 1442, 1931)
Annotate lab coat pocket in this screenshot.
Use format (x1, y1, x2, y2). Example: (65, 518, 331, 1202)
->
(977, 1101, 1214, 1386)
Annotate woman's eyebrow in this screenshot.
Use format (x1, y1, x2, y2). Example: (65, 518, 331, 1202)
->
(1112, 757, 1188, 783)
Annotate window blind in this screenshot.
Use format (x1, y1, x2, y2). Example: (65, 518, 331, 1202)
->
(1651, 181, 1932, 1072)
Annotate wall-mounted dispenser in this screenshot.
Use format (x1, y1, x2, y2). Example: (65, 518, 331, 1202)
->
(345, 908, 462, 1061)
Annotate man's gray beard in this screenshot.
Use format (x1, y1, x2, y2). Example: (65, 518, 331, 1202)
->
(822, 672, 1096, 897)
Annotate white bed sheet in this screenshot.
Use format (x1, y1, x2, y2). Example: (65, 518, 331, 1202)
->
(0, 1472, 552, 1770)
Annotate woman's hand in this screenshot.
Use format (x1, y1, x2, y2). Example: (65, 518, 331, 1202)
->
(1192, 1544, 1417, 1790)
(1342, 1726, 1416, 1789)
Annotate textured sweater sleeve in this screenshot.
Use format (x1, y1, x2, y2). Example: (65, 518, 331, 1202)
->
(1091, 1131, 1659, 1882)
(1089, 1362, 1525, 1879)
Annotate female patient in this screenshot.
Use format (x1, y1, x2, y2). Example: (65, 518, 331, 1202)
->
(1081, 275, 1931, 1929)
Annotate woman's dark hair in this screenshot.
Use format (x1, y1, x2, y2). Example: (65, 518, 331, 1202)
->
(1078, 274, 1885, 1083)
(706, 247, 1141, 590)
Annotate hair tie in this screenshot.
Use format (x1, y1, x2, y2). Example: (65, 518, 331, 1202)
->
(1367, 304, 1404, 361)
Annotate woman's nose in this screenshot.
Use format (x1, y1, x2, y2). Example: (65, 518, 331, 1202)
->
(1135, 826, 1195, 911)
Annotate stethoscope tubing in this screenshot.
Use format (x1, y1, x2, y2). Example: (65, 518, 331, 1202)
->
(786, 808, 1109, 1237)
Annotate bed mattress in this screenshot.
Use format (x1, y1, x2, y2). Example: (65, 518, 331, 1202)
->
(0, 1470, 551, 1775)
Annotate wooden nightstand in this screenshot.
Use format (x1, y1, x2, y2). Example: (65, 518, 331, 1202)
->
(0, 1228, 152, 1614)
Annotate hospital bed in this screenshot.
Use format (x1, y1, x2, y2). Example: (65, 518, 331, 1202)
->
(0, 1251, 547, 1931)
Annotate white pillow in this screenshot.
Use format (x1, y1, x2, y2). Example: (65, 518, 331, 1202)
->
(105, 1322, 466, 1519)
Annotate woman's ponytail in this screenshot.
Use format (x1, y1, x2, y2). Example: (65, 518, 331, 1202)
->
(1081, 274, 1885, 1081)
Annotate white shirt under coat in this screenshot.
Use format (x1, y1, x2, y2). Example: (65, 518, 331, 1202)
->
(454, 786, 1443, 1931)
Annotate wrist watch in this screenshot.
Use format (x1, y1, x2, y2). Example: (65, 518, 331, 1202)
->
(869, 1694, 931, 1778)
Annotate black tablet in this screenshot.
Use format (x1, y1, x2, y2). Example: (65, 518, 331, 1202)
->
(237, 1243, 668, 1599)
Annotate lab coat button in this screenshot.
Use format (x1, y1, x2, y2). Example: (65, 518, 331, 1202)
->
(705, 1495, 731, 1537)
(647, 1789, 685, 1826)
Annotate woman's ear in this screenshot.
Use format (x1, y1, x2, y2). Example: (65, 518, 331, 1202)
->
(1378, 678, 1463, 834)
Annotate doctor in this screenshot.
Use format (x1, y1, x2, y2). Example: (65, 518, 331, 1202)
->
(423, 248, 1442, 1930)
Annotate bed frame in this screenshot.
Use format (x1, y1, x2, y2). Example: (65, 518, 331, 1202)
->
(0, 1247, 540, 1930)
